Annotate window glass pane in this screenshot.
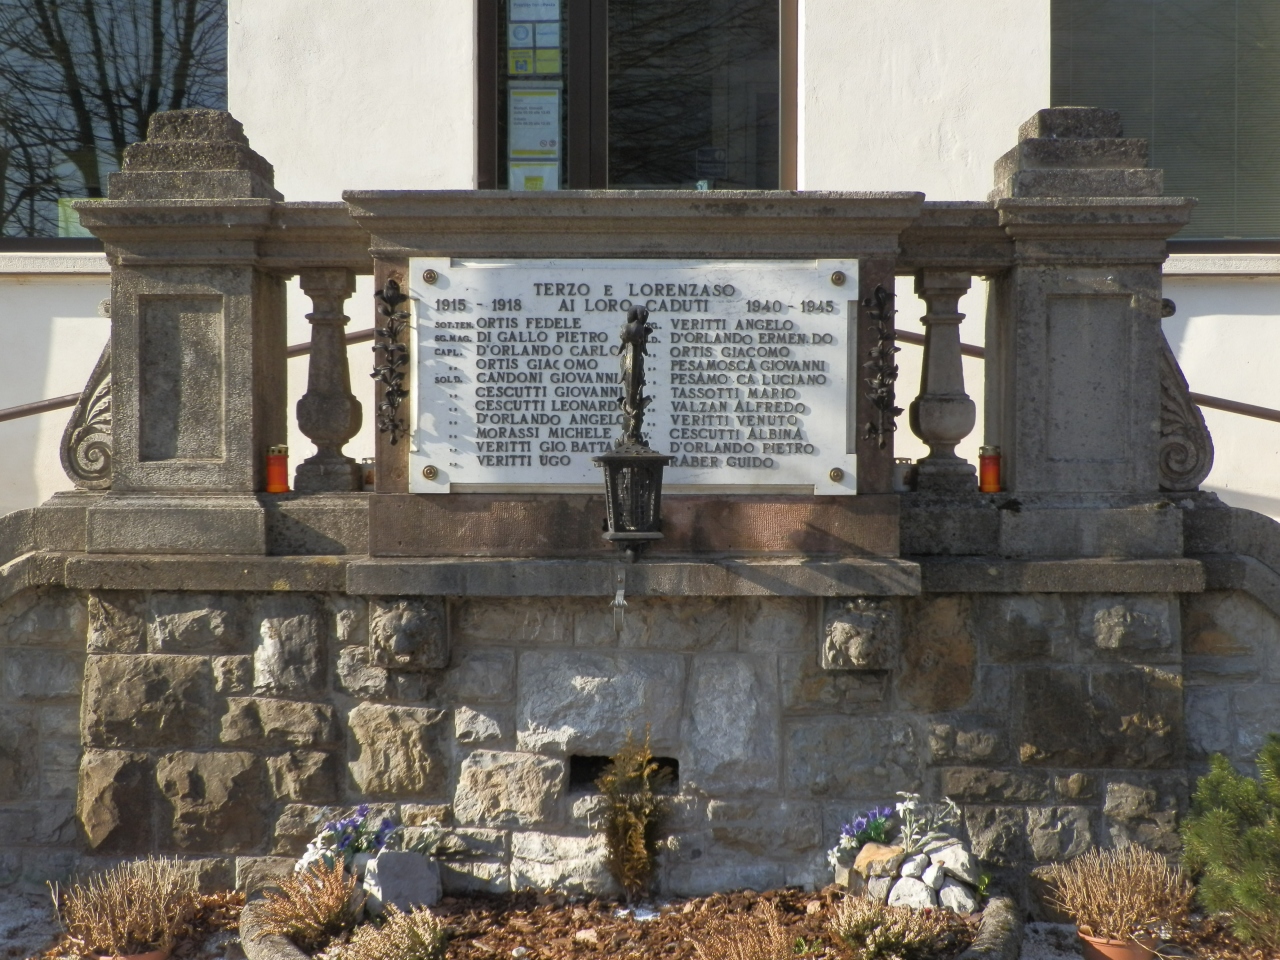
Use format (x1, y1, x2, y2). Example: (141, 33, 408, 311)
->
(608, 0, 779, 189)
(499, 0, 568, 190)
(1052, 0, 1280, 239)
(0, 0, 228, 239)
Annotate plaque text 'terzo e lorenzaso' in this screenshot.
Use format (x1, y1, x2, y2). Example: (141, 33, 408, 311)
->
(408, 258, 857, 494)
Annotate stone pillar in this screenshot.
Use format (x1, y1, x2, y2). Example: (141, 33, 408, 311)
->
(73, 109, 287, 554)
(987, 107, 1194, 497)
(295, 268, 362, 492)
(909, 270, 976, 492)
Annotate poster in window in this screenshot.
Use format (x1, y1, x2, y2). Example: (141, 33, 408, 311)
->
(508, 86, 561, 159)
(509, 161, 560, 191)
(509, 0, 559, 22)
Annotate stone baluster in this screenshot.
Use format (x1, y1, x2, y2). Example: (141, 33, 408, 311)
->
(908, 270, 977, 491)
(295, 268, 363, 492)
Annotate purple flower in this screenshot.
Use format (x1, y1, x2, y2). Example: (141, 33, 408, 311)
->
(356, 804, 371, 818)
(852, 816, 869, 834)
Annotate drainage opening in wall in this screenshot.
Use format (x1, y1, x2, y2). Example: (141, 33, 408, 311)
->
(568, 755, 680, 793)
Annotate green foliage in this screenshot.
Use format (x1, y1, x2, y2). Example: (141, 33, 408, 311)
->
(1181, 734, 1280, 953)
(975, 873, 991, 901)
(596, 730, 672, 902)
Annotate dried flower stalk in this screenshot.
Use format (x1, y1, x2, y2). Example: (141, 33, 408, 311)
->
(1043, 846, 1193, 943)
(51, 857, 198, 958)
(691, 904, 794, 960)
(320, 905, 447, 960)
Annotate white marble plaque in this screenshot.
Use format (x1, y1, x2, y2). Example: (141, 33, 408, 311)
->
(408, 258, 857, 494)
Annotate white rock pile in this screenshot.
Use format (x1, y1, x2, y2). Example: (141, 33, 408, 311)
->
(838, 835, 982, 915)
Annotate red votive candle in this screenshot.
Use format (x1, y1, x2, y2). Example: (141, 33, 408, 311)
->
(979, 445, 1001, 493)
(265, 445, 290, 493)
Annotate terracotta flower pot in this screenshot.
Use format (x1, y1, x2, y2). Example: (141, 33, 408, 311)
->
(1078, 930, 1157, 960)
(95, 950, 171, 960)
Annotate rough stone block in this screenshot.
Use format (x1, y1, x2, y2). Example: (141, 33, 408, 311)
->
(40, 704, 81, 740)
(220, 697, 340, 749)
(87, 592, 146, 653)
(1080, 595, 1176, 658)
(1054, 773, 1096, 800)
(899, 596, 975, 711)
(617, 598, 736, 652)
(402, 804, 453, 827)
(1234, 683, 1280, 756)
(938, 877, 979, 915)
(336, 645, 390, 698)
(1017, 666, 1183, 768)
(267, 751, 339, 802)
(453, 751, 565, 827)
(77, 749, 154, 851)
(888, 876, 938, 910)
(212, 655, 252, 694)
(972, 594, 1064, 663)
(1027, 806, 1093, 862)
(821, 599, 898, 670)
(0, 588, 86, 647)
(1185, 686, 1232, 759)
(364, 852, 441, 913)
(149, 593, 243, 653)
(740, 597, 811, 653)
(517, 651, 685, 754)
(348, 703, 450, 797)
(454, 706, 509, 745)
(436, 828, 508, 861)
(235, 856, 295, 893)
(369, 597, 448, 671)
(442, 648, 516, 703)
(786, 718, 919, 798)
(1102, 778, 1183, 855)
(963, 806, 1027, 867)
(940, 768, 1050, 803)
(83, 654, 213, 749)
(252, 594, 326, 696)
(439, 860, 510, 895)
(709, 801, 821, 856)
(664, 861, 786, 899)
(0, 649, 82, 701)
(779, 651, 888, 714)
(681, 654, 779, 794)
(454, 598, 572, 646)
(510, 832, 615, 895)
(927, 719, 1006, 765)
(156, 750, 268, 853)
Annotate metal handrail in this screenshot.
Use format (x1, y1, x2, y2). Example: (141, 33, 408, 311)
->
(0, 327, 377, 425)
(3, 325, 1278, 427)
(894, 328, 1280, 425)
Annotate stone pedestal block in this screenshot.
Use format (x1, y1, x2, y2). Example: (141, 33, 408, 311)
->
(986, 108, 1194, 500)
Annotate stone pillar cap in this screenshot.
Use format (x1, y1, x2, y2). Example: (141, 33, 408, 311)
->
(145, 108, 250, 145)
(1018, 107, 1124, 142)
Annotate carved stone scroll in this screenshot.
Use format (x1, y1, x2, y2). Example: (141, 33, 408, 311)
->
(1158, 330, 1214, 492)
(61, 341, 113, 489)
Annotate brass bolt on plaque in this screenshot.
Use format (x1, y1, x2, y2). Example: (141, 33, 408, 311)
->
(830, 270, 846, 286)
(422, 465, 439, 481)
(422, 269, 439, 284)
(829, 467, 845, 483)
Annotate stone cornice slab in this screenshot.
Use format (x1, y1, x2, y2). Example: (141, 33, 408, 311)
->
(342, 190, 926, 260)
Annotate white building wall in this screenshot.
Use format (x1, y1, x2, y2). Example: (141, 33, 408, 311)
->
(0, 258, 110, 518)
(227, 0, 478, 198)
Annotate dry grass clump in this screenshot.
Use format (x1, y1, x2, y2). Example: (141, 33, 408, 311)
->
(255, 858, 364, 953)
(831, 897, 957, 960)
(690, 904, 793, 960)
(1043, 846, 1193, 942)
(51, 857, 198, 957)
(321, 905, 448, 960)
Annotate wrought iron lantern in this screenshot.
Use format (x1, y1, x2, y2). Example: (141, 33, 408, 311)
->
(594, 306, 673, 562)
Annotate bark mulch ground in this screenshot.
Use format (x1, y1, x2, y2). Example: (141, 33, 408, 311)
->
(1168, 915, 1270, 960)
(433, 886, 978, 960)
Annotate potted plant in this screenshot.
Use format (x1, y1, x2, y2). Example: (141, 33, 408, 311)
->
(1043, 846, 1193, 960)
(50, 857, 197, 960)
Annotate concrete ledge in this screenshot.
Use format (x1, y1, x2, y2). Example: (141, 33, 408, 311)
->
(62, 554, 347, 592)
(346, 557, 922, 597)
(1198, 553, 1280, 621)
(87, 496, 268, 555)
(916, 557, 1204, 593)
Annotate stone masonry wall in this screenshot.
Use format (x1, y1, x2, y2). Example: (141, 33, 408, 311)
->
(1, 585, 1278, 906)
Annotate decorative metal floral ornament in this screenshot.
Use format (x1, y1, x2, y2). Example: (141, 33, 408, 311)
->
(372, 279, 410, 444)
